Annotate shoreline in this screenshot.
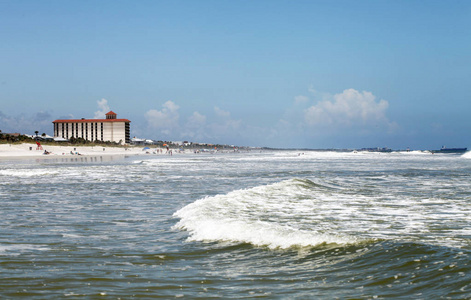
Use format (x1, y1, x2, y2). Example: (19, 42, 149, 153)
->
(0, 143, 167, 161)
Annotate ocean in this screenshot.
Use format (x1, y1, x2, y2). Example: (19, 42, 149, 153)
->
(0, 150, 470, 299)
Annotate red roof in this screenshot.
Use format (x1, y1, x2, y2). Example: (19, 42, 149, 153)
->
(52, 118, 131, 123)
(105, 111, 117, 115)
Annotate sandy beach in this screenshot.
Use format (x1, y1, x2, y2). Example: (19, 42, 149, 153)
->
(0, 143, 167, 160)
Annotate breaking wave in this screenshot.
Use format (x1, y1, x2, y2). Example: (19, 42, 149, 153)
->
(174, 179, 359, 249)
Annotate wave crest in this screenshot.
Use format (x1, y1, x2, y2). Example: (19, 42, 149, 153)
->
(173, 179, 357, 249)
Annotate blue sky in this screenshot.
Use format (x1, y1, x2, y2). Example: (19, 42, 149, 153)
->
(1, 0, 470, 149)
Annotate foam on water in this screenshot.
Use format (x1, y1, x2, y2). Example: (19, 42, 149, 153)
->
(0, 169, 60, 177)
(461, 151, 471, 159)
(174, 179, 358, 249)
(175, 170, 471, 249)
(0, 244, 51, 256)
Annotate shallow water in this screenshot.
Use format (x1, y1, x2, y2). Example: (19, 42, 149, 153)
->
(1, 150, 470, 298)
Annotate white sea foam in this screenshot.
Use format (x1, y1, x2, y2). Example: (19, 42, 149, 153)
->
(461, 151, 471, 159)
(0, 244, 51, 255)
(0, 169, 60, 177)
(397, 150, 430, 155)
(175, 165, 471, 249)
(174, 179, 358, 249)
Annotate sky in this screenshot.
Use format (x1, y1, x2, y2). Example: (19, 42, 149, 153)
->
(1, 0, 470, 149)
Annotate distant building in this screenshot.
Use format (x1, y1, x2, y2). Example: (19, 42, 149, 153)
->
(131, 136, 146, 145)
(52, 111, 131, 144)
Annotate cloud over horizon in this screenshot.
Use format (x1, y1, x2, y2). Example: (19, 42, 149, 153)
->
(145, 101, 181, 136)
(0, 110, 53, 135)
(259, 87, 399, 148)
(135, 88, 397, 147)
(94, 98, 110, 119)
(140, 103, 246, 144)
(304, 89, 390, 129)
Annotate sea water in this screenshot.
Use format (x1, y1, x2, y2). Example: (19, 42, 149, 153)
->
(0, 150, 470, 298)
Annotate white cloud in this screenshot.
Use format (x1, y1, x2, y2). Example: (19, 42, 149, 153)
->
(94, 98, 110, 119)
(181, 112, 208, 140)
(211, 107, 241, 131)
(140, 102, 248, 143)
(145, 101, 180, 130)
(0, 110, 53, 135)
(214, 106, 231, 118)
(187, 111, 206, 127)
(163, 100, 179, 112)
(134, 88, 397, 148)
(294, 95, 309, 104)
(304, 88, 390, 127)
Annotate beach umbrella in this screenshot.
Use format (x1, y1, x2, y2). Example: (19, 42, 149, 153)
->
(142, 147, 150, 150)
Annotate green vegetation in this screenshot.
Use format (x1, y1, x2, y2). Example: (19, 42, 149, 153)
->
(0, 130, 246, 150)
(0, 131, 33, 144)
(0, 130, 125, 147)
(67, 137, 124, 147)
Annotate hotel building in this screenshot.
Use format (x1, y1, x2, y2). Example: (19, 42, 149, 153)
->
(52, 111, 131, 144)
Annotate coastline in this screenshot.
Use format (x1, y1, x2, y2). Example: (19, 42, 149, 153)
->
(0, 143, 164, 161)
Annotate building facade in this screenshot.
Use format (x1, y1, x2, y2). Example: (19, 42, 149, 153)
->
(52, 111, 131, 144)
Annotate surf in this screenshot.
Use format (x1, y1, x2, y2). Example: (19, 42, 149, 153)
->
(173, 179, 359, 249)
